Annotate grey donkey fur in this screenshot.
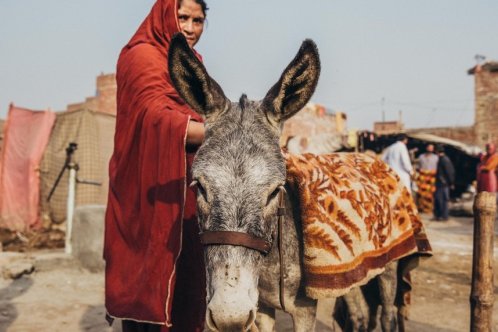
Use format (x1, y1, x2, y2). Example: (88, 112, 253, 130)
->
(168, 33, 399, 332)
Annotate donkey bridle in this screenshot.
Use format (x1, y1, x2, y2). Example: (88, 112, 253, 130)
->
(199, 189, 287, 311)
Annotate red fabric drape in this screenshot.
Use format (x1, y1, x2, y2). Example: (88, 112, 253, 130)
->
(0, 105, 55, 231)
(104, 0, 205, 328)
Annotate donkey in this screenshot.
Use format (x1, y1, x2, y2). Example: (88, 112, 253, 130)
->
(168, 34, 399, 332)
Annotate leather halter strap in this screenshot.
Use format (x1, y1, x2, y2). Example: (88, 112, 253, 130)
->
(277, 189, 286, 311)
(199, 231, 271, 254)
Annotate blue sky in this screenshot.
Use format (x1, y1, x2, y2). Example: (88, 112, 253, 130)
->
(1, 0, 497, 130)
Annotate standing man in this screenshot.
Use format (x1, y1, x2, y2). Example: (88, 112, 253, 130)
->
(477, 143, 498, 193)
(382, 134, 414, 193)
(433, 145, 455, 221)
(416, 144, 439, 213)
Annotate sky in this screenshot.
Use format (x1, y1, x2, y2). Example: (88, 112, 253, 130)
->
(1, 0, 498, 130)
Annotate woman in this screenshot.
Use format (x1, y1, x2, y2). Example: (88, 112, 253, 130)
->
(104, 0, 208, 331)
(477, 143, 498, 193)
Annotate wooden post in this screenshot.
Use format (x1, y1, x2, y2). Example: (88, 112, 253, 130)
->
(470, 192, 496, 331)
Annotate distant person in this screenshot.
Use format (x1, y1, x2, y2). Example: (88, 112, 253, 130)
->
(477, 143, 498, 193)
(382, 134, 414, 192)
(416, 144, 439, 213)
(433, 145, 455, 221)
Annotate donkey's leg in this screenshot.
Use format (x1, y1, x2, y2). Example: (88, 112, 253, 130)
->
(256, 303, 276, 332)
(288, 297, 317, 332)
(342, 287, 369, 332)
(377, 261, 398, 332)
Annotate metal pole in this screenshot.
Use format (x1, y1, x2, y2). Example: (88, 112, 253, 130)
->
(65, 162, 77, 255)
(62, 142, 78, 255)
(470, 192, 496, 331)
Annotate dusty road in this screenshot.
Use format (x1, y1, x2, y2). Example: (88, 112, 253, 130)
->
(1, 214, 497, 331)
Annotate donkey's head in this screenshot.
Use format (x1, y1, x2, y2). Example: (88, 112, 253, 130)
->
(169, 33, 320, 331)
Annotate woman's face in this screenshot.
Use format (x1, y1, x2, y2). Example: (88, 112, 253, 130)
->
(178, 0, 205, 48)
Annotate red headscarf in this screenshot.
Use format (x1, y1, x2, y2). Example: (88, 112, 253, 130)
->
(104, 0, 204, 326)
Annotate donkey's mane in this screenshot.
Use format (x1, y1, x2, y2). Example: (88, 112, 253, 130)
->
(239, 94, 250, 110)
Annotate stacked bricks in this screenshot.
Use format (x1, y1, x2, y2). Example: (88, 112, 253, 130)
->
(67, 73, 117, 115)
(469, 62, 498, 148)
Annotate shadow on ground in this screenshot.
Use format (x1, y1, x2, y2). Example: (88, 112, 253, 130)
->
(0, 276, 33, 331)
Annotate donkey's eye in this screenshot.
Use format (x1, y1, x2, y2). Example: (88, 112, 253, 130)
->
(191, 180, 208, 201)
(267, 186, 282, 206)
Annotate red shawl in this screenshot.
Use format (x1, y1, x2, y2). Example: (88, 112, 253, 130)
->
(477, 151, 498, 193)
(104, 0, 205, 327)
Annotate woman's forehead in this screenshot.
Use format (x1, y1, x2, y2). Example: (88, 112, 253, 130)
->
(178, 0, 205, 16)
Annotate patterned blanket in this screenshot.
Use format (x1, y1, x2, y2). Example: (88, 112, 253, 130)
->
(285, 152, 432, 299)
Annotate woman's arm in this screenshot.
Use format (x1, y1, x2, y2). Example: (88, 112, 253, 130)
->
(186, 120, 205, 146)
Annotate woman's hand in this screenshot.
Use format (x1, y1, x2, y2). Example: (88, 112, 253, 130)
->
(186, 120, 205, 146)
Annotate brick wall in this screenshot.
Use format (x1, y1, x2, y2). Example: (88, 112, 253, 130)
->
(469, 62, 498, 147)
(96, 74, 117, 115)
(66, 73, 116, 115)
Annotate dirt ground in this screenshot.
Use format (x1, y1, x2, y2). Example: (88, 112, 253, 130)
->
(1, 214, 498, 332)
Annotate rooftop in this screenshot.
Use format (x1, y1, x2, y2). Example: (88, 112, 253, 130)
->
(468, 61, 498, 75)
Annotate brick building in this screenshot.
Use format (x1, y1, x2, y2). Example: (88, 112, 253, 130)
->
(468, 61, 498, 147)
(281, 103, 348, 154)
(67, 73, 117, 115)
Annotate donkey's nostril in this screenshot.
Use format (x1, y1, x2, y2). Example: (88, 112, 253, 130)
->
(206, 308, 219, 332)
(244, 309, 257, 331)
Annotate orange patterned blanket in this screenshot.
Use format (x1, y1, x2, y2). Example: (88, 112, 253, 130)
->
(285, 153, 432, 299)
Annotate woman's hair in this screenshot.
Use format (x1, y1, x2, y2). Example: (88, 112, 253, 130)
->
(179, 0, 209, 17)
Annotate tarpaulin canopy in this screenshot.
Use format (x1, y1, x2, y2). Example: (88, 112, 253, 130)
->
(407, 132, 481, 156)
(0, 104, 55, 231)
(40, 109, 115, 226)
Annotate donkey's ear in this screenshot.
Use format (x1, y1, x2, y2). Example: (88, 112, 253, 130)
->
(168, 33, 229, 119)
(262, 39, 320, 126)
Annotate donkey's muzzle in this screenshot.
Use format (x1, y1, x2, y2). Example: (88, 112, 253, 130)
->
(206, 307, 256, 332)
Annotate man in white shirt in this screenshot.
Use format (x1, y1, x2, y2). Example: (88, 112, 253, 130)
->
(382, 134, 414, 192)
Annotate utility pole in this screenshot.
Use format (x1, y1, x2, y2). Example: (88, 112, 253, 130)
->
(381, 97, 385, 122)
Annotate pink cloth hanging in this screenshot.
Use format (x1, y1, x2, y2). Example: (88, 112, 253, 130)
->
(0, 104, 55, 230)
